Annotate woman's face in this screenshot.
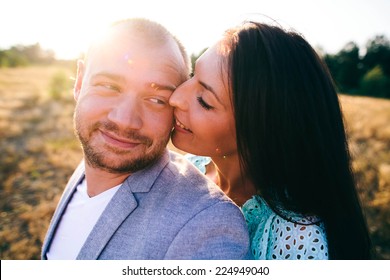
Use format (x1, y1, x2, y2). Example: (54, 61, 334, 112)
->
(169, 42, 237, 158)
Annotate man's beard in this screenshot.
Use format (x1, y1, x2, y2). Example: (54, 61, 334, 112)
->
(74, 113, 168, 174)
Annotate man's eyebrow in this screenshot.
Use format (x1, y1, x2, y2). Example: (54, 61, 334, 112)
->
(150, 82, 177, 92)
(90, 73, 176, 92)
(199, 80, 221, 102)
(91, 72, 125, 83)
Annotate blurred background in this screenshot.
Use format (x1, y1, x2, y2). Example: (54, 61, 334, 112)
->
(0, 0, 389, 259)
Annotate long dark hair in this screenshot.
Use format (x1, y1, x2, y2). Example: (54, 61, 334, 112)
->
(225, 22, 372, 259)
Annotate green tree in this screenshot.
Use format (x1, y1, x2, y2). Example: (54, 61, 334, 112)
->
(324, 42, 362, 93)
(362, 35, 390, 77)
(360, 65, 390, 98)
(0, 48, 29, 67)
(0, 43, 55, 67)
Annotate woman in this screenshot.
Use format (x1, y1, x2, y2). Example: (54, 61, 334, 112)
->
(169, 21, 372, 259)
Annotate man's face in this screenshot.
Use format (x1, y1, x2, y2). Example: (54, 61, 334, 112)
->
(74, 31, 186, 174)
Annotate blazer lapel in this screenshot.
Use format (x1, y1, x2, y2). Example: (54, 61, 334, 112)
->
(76, 150, 170, 259)
(76, 182, 138, 259)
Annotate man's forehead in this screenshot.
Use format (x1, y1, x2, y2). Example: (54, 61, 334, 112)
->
(85, 25, 188, 83)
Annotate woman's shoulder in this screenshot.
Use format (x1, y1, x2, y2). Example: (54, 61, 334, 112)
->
(184, 154, 211, 174)
(243, 196, 329, 260)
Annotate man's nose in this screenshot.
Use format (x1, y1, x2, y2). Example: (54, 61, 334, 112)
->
(107, 95, 143, 130)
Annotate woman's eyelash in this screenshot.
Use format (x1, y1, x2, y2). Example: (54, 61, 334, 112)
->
(197, 96, 213, 110)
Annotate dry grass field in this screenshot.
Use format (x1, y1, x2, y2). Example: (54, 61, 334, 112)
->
(0, 65, 389, 259)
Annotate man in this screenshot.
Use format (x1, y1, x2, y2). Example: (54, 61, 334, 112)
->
(41, 18, 250, 260)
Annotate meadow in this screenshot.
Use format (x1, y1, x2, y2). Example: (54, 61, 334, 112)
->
(0, 65, 389, 259)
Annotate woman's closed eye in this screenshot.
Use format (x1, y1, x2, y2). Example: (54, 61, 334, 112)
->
(197, 96, 213, 110)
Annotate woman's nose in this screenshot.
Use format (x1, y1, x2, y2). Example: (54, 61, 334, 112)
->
(169, 82, 190, 111)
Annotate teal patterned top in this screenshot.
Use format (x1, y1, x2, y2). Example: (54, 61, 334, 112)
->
(185, 154, 329, 260)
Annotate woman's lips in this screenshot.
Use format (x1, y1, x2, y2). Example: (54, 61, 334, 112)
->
(174, 119, 192, 133)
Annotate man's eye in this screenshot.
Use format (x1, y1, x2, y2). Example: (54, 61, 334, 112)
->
(97, 83, 120, 92)
(149, 98, 166, 105)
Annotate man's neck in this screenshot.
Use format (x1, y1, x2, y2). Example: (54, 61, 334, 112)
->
(84, 162, 131, 197)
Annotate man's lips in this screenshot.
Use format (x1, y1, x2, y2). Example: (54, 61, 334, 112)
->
(174, 119, 192, 133)
(99, 129, 141, 149)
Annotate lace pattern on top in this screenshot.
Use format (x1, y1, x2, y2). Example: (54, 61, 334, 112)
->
(185, 154, 211, 174)
(242, 196, 329, 260)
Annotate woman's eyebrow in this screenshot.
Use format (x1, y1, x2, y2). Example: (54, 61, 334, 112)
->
(198, 80, 221, 103)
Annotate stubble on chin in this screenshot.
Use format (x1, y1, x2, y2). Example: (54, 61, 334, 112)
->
(74, 114, 168, 174)
(81, 137, 166, 174)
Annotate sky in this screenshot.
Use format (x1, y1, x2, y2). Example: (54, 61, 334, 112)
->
(1, 0, 389, 59)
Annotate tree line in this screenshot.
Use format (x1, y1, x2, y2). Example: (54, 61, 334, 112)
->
(1, 35, 390, 99)
(324, 35, 390, 99)
(0, 43, 55, 67)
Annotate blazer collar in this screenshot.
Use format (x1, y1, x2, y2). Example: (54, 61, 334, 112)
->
(76, 149, 170, 259)
(124, 148, 170, 193)
(76, 183, 137, 259)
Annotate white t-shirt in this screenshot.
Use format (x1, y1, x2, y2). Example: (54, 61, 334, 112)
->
(46, 179, 121, 260)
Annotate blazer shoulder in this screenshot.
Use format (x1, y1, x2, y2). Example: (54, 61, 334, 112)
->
(165, 151, 230, 202)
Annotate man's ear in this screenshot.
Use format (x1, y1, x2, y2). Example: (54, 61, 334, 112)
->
(74, 59, 85, 101)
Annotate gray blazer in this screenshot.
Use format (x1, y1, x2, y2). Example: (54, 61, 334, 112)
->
(41, 150, 250, 259)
